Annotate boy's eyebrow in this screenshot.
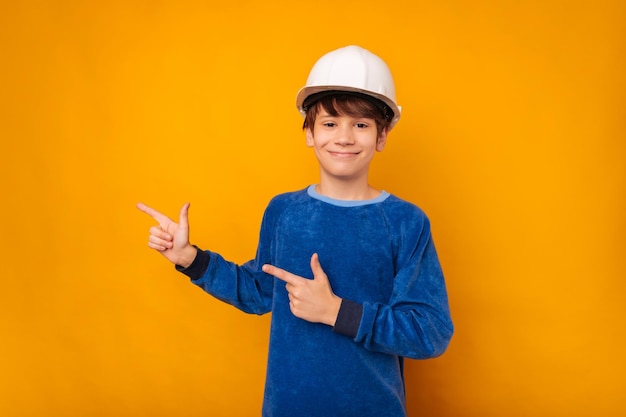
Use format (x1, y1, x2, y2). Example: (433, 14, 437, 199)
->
(318, 112, 375, 120)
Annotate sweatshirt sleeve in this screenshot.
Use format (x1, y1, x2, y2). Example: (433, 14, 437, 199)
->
(333, 299, 363, 338)
(188, 250, 274, 315)
(175, 203, 277, 315)
(349, 216, 453, 360)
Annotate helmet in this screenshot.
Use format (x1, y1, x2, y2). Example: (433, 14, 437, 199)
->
(296, 45, 401, 129)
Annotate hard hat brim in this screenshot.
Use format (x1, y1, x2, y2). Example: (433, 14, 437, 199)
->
(296, 85, 401, 129)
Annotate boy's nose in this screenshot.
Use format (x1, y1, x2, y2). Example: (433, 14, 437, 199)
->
(335, 127, 354, 145)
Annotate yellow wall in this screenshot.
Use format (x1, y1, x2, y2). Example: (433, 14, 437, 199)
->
(2, 1, 624, 416)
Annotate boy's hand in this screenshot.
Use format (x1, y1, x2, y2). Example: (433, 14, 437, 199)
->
(136, 202, 197, 268)
(262, 253, 341, 326)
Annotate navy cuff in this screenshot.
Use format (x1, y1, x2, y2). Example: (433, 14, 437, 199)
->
(332, 299, 363, 338)
(175, 246, 209, 280)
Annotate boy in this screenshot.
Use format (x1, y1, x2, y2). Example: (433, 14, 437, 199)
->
(138, 45, 453, 417)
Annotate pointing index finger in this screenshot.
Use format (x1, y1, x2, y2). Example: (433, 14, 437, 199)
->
(136, 202, 170, 224)
(262, 264, 299, 285)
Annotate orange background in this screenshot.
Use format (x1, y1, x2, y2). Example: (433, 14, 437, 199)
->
(1, 1, 624, 416)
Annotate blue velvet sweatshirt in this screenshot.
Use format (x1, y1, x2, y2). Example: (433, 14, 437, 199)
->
(177, 185, 453, 417)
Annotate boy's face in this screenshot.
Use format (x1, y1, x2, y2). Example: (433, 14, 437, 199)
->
(306, 110, 387, 183)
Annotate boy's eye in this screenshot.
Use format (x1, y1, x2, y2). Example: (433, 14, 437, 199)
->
(355, 123, 368, 128)
(322, 122, 336, 127)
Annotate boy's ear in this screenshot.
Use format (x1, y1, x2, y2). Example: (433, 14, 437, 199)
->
(305, 128, 314, 147)
(376, 129, 388, 152)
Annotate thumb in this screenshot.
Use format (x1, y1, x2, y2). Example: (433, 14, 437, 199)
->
(179, 202, 190, 231)
(310, 253, 328, 282)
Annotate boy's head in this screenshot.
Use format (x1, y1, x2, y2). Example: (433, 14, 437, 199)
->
(296, 45, 401, 132)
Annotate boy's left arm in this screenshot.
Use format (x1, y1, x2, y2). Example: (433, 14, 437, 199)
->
(335, 233, 454, 359)
(264, 222, 453, 360)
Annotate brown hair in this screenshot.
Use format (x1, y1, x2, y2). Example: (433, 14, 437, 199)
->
(303, 92, 392, 138)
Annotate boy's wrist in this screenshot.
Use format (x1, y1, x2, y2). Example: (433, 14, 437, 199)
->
(327, 295, 342, 327)
(177, 245, 198, 269)
(175, 246, 210, 281)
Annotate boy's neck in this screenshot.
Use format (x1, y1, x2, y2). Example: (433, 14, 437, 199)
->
(315, 178, 381, 201)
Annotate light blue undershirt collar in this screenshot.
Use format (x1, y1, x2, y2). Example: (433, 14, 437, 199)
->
(307, 184, 390, 207)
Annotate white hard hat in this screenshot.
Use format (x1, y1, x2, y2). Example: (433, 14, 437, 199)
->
(296, 45, 401, 129)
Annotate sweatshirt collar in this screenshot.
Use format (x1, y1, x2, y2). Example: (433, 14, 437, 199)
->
(307, 185, 390, 207)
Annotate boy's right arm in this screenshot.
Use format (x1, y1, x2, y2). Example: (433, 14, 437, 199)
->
(136, 202, 197, 268)
(137, 201, 274, 315)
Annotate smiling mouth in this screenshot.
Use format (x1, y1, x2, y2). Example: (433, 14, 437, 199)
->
(329, 151, 359, 158)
